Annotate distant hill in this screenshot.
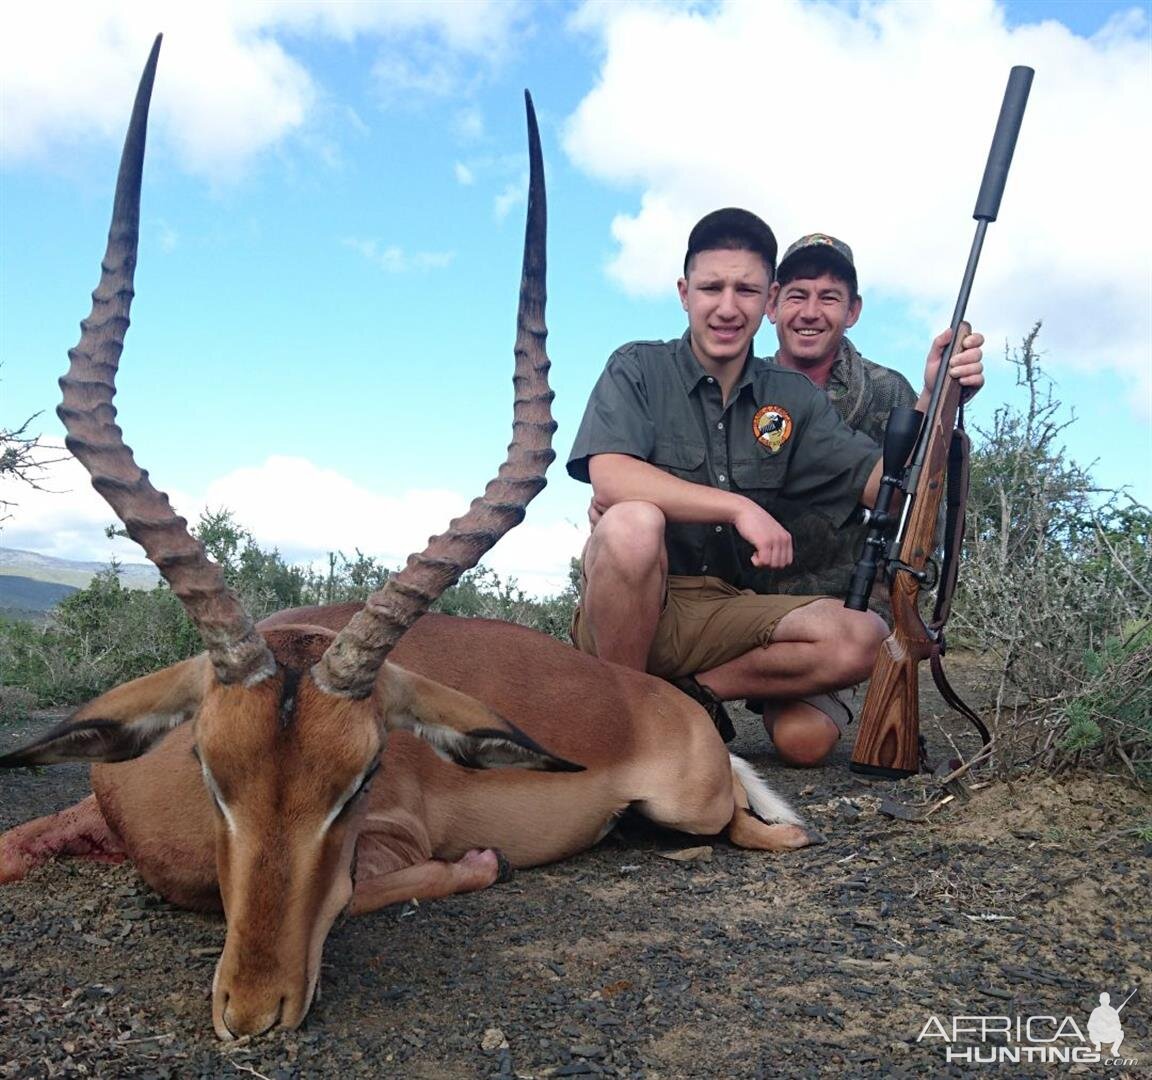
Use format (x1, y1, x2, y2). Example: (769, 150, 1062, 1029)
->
(0, 575, 79, 619)
(0, 546, 161, 591)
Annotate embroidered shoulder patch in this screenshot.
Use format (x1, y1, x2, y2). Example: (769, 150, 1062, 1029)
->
(753, 404, 793, 453)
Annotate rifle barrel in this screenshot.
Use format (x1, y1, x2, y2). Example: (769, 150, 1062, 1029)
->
(849, 65, 1034, 776)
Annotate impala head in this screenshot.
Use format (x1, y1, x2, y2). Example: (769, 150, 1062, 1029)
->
(0, 35, 563, 1038)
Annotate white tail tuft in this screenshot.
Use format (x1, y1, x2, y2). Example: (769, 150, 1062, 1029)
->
(729, 754, 802, 826)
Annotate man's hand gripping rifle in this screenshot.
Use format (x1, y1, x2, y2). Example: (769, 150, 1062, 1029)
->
(847, 66, 1034, 778)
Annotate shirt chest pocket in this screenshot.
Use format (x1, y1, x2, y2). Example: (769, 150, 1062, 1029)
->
(651, 436, 706, 482)
(730, 453, 789, 504)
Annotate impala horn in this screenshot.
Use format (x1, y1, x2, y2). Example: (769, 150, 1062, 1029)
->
(313, 92, 553, 698)
(57, 33, 275, 687)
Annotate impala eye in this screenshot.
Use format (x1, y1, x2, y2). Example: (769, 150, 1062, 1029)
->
(333, 760, 381, 823)
(356, 759, 381, 795)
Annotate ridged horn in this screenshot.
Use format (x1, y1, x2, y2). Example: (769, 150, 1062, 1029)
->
(313, 90, 553, 698)
(57, 34, 274, 687)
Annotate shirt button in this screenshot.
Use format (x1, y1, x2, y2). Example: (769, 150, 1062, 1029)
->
(717, 421, 724, 430)
(706, 377, 715, 383)
(701, 564, 708, 572)
(714, 525, 723, 533)
(718, 473, 726, 483)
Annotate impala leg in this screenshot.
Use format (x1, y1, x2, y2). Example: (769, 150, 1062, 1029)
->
(632, 743, 821, 852)
(348, 849, 506, 914)
(726, 758, 824, 851)
(0, 794, 127, 883)
(632, 754, 734, 836)
(434, 767, 628, 867)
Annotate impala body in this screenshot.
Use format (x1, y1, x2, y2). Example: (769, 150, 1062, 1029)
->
(0, 36, 818, 1040)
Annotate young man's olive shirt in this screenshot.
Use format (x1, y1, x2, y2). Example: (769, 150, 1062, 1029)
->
(567, 332, 881, 591)
(747, 337, 918, 600)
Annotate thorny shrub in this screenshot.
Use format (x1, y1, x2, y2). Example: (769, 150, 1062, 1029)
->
(952, 325, 1151, 782)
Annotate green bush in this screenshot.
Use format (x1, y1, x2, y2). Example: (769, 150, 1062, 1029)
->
(1054, 623, 1151, 779)
(0, 526, 580, 708)
(952, 325, 1152, 781)
(1, 567, 201, 706)
(296, 549, 393, 605)
(0, 682, 36, 724)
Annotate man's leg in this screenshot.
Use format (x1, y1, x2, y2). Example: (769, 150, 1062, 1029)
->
(696, 598, 887, 766)
(574, 501, 667, 670)
(761, 700, 844, 768)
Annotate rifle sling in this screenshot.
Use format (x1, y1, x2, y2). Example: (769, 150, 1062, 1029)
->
(926, 409, 991, 748)
(930, 645, 992, 747)
(932, 424, 969, 629)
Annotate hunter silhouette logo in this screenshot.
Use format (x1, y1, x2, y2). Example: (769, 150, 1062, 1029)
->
(917, 985, 1141, 1066)
(1088, 988, 1136, 1056)
(753, 404, 792, 453)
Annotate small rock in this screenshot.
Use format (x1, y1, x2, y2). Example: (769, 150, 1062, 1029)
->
(482, 1027, 508, 1052)
(656, 846, 713, 863)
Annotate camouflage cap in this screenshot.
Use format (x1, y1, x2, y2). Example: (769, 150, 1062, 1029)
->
(777, 233, 856, 290)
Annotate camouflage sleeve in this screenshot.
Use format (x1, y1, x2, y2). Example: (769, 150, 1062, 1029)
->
(856, 361, 918, 446)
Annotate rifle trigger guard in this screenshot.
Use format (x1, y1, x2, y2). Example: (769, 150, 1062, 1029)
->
(890, 558, 939, 590)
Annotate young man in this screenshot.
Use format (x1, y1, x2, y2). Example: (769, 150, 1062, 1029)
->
(567, 208, 984, 767)
(753, 233, 918, 603)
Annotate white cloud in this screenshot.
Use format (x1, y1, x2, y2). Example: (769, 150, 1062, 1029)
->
(455, 162, 476, 185)
(564, 0, 1152, 413)
(155, 219, 179, 253)
(0, 0, 529, 180)
(342, 237, 455, 273)
(0, 448, 584, 598)
(0, 447, 152, 567)
(494, 177, 527, 221)
(0, 6, 314, 181)
(455, 106, 487, 142)
(248, 0, 530, 53)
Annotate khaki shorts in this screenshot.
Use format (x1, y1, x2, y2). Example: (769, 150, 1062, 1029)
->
(571, 573, 822, 680)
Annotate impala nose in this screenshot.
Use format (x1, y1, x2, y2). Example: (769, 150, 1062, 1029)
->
(217, 992, 285, 1040)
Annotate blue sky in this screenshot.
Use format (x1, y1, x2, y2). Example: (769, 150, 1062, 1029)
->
(1, 0, 1149, 596)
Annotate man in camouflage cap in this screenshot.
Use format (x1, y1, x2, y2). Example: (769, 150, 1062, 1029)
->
(759, 233, 918, 606)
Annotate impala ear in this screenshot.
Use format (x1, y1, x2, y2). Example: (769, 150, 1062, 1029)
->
(377, 662, 583, 773)
(0, 655, 212, 767)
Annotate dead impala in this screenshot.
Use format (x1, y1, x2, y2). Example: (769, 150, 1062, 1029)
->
(0, 36, 820, 1040)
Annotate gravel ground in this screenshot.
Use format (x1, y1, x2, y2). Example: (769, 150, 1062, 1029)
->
(1, 664, 1149, 1079)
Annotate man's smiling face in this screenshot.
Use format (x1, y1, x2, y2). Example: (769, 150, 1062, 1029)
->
(678, 248, 772, 373)
(767, 271, 862, 371)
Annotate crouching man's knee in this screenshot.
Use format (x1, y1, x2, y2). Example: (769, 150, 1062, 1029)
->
(841, 609, 889, 683)
(766, 705, 841, 768)
(585, 501, 667, 582)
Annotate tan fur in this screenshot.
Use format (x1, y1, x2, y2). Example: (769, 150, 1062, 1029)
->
(7, 610, 818, 1039)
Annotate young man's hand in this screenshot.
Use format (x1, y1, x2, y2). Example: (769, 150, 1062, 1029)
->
(732, 502, 794, 568)
(588, 495, 607, 528)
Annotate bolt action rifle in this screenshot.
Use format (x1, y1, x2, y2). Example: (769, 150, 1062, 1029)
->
(846, 66, 1034, 778)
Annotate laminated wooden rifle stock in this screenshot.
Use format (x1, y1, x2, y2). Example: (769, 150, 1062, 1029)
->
(849, 324, 969, 777)
(849, 66, 1034, 778)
